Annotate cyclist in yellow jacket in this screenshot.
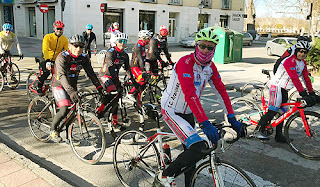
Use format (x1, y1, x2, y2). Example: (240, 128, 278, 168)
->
(37, 20, 68, 95)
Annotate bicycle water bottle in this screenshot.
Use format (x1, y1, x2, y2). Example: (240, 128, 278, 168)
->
(163, 143, 172, 165)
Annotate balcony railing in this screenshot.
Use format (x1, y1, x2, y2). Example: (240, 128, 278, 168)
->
(168, 0, 182, 5)
(221, 0, 231, 9)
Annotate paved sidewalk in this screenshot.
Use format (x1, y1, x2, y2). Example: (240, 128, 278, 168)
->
(0, 143, 52, 187)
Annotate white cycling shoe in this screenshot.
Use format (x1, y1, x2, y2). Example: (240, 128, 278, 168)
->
(153, 171, 176, 187)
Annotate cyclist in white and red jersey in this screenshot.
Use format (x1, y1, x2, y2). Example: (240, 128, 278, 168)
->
(256, 40, 318, 142)
(154, 27, 245, 187)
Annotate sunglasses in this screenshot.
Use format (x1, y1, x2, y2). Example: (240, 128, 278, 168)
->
(299, 50, 308, 54)
(56, 28, 63, 30)
(198, 44, 215, 51)
(118, 39, 127, 44)
(73, 44, 84, 48)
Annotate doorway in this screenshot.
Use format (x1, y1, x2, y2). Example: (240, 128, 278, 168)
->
(168, 18, 176, 42)
(28, 7, 36, 37)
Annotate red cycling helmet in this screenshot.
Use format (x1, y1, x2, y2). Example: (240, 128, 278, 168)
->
(53, 21, 65, 29)
(159, 28, 168, 37)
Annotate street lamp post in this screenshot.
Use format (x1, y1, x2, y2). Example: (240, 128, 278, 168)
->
(198, 2, 204, 31)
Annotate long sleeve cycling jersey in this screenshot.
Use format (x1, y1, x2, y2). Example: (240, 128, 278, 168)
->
(0, 31, 22, 55)
(43, 33, 69, 61)
(146, 34, 171, 63)
(99, 46, 134, 85)
(53, 50, 102, 96)
(161, 53, 234, 123)
(131, 40, 147, 71)
(82, 31, 97, 49)
(271, 54, 313, 93)
(274, 45, 296, 74)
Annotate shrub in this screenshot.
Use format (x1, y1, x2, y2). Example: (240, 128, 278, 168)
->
(306, 37, 320, 75)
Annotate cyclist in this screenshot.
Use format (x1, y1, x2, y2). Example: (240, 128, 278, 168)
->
(37, 20, 68, 95)
(256, 40, 318, 142)
(50, 34, 104, 141)
(146, 25, 173, 77)
(82, 24, 97, 59)
(155, 27, 244, 187)
(109, 22, 121, 47)
(129, 30, 153, 100)
(0, 23, 23, 62)
(96, 33, 140, 130)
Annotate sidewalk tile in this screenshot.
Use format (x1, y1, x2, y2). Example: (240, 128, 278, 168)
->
(0, 152, 10, 164)
(20, 178, 52, 187)
(0, 169, 37, 187)
(0, 160, 23, 177)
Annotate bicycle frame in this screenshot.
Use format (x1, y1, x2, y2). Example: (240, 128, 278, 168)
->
(28, 69, 52, 95)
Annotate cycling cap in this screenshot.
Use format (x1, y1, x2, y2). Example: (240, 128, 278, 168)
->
(86, 24, 93, 30)
(2, 23, 12, 31)
(295, 40, 312, 51)
(69, 34, 85, 44)
(138, 30, 152, 39)
(159, 28, 168, 37)
(114, 33, 128, 41)
(113, 22, 119, 26)
(53, 21, 65, 29)
(195, 27, 219, 44)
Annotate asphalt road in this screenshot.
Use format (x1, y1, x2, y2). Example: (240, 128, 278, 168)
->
(1, 43, 320, 186)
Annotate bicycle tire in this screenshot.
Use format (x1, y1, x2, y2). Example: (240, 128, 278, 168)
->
(78, 88, 100, 113)
(113, 130, 160, 187)
(5, 62, 20, 89)
(27, 96, 53, 142)
(191, 159, 256, 187)
(26, 71, 39, 100)
(141, 84, 163, 105)
(240, 80, 268, 102)
(288, 89, 320, 102)
(284, 111, 320, 160)
(97, 50, 107, 66)
(0, 71, 4, 92)
(68, 112, 106, 164)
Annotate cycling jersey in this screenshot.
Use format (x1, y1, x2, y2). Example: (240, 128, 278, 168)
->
(131, 40, 147, 70)
(146, 34, 171, 63)
(43, 33, 68, 61)
(82, 31, 97, 50)
(270, 54, 313, 93)
(0, 31, 21, 55)
(161, 53, 234, 123)
(53, 50, 101, 96)
(99, 46, 134, 86)
(274, 45, 295, 74)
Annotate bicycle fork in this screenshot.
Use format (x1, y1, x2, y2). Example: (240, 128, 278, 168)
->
(210, 155, 225, 187)
(298, 109, 312, 137)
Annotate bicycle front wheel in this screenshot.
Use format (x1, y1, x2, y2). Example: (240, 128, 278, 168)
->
(97, 50, 107, 65)
(191, 159, 256, 187)
(0, 71, 4, 92)
(5, 63, 20, 89)
(68, 112, 106, 164)
(113, 130, 160, 187)
(27, 97, 53, 142)
(284, 111, 320, 160)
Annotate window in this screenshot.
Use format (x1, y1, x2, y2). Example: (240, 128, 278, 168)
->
(168, 0, 182, 5)
(202, 0, 212, 8)
(219, 15, 229, 28)
(103, 9, 123, 33)
(139, 11, 155, 32)
(198, 14, 209, 31)
(141, 0, 156, 3)
(221, 0, 231, 10)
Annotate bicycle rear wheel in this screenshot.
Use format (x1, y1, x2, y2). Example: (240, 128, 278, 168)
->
(113, 130, 160, 187)
(240, 80, 268, 102)
(27, 97, 53, 142)
(5, 63, 20, 89)
(97, 50, 107, 65)
(0, 71, 4, 92)
(191, 159, 256, 187)
(284, 111, 320, 160)
(141, 84, 163, 105)
(26, 71, 39, 100)
(68, 112, 106, 164)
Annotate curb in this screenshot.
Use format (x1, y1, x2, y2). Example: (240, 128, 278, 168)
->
(0, 143, 70, 187)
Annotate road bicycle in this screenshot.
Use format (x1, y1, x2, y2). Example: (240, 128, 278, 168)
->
(0, 53, 21, 90)
(26, 57, 54, 100)
(97, 49, 107, 66)
(113, 106, 256, 187)
(27, 92, 106, 165)
(229, 85, 320, 160)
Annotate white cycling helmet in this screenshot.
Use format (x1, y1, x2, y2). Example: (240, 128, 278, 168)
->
(138, 30, 152, 39)
(295, 40, 312, 51)
(114, 33, 128, 41)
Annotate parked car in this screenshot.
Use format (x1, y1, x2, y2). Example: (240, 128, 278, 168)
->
(180, 32, 197, 47)
(265, 37, 297, 56)
(242, 32, 253, 46)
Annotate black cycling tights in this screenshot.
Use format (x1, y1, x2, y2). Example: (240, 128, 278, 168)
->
(162, 141, 208, 187)
(51, 106, 70, 132)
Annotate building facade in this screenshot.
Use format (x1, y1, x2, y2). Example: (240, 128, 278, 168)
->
(13, 0, 245, 44)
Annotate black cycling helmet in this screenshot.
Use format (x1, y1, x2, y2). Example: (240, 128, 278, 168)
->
(69, 34, 85, 44)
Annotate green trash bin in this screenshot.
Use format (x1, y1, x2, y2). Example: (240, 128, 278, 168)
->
(212, 26, 243, 64)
